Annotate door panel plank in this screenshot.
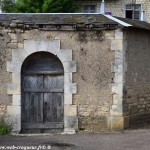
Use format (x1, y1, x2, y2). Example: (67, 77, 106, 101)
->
(22, 123, 64, 129)
(44, 93, 53, 122)
(23, 89, 63, 93)
(44, 75, 64, 89)
(23, 75, 43, 89)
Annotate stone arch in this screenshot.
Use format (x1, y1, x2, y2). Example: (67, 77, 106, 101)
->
(6, 40, 78, 134)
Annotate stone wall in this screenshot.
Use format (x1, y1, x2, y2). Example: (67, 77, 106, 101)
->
(0, 29, 13, 118)
(0, 21, 115, 132)
(125, 28, 150, 128)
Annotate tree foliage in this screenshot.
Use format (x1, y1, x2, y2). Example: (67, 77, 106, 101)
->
(0, 0, 16, 13)
(0, 0, 79, 13)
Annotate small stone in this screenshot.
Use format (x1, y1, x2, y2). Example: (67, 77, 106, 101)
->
(3, 29, 12, 33)
(8, 33, 17, 40)
(10, 22, 17, 28)
(11, 40, 18, 43)
(139, 98, 145, 102)
(18, 43, 24, 49)
(101, 106, 109, 112)
(7, 43, 18, 49)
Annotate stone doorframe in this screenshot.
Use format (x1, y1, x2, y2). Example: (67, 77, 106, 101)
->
(6, 40, 78, 134)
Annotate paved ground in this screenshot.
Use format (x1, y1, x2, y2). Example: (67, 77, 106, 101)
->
(0, 129, 150, 150)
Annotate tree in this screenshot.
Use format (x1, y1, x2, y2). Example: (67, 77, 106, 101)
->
(0, 0, 16, 13)
(42, 0, 79, 13)
(0, 0, 79, 13)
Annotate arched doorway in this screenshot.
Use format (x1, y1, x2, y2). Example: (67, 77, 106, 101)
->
(21, 52, 64, 133)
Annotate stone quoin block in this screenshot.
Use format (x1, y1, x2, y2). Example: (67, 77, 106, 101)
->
(7, 83, 21, 95)
(64, 116, 78, 130)
(112, 83, 123, 95)
(57, 49, 72, 62)
(7, 61, 13, 72)
(12, 73, 21, 85)
(6, 106, 21, 132)
(115, 29, 123, 40)
(64, 105, 77, 117)
(64, 73, 72, 83)
(111, 40, 123, 51)
(12, 95, 21, 106)
(64, 94, 72, 105)
(63, 61, 77, 73)
(64, 83, 77, 94)
(12, 49, 28, 63)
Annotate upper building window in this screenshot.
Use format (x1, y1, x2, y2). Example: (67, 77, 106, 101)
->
(84, 5, 96, 13)
(126, 4, 141, 20)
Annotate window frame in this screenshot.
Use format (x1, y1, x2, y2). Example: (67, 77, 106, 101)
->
(125, 3, 142, 20)
(83, 4, 96, 13)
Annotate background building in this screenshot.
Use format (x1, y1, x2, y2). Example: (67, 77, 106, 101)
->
(79, 0, 150, 22)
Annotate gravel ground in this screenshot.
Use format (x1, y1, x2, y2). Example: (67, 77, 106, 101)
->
(0, 129, 150, 150)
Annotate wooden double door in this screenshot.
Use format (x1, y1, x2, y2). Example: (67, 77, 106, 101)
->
(21, 52, 64, 133)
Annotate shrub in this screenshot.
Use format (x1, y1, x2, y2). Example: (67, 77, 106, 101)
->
(0, 118, 12, 135)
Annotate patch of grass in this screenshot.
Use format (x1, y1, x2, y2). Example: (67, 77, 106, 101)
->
(0, 118, 12, 135)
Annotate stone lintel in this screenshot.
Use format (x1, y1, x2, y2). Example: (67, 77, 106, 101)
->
(24, 40, 60, 55)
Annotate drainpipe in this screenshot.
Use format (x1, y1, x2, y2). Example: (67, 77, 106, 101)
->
(141, 10, 144, 21)
(140, 5, 145, 21)
(100, 0, 105, 14)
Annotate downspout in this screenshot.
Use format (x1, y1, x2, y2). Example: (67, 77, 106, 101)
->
(100, 0, 105, 14)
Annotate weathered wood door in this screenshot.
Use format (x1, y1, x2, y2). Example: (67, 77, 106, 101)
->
(21, 52, 64, 133)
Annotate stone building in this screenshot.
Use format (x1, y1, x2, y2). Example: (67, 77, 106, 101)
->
(0, 14, 150, 134)
(80, 0, 150, 22)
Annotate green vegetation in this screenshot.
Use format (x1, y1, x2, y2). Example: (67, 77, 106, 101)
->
(0, 118, 11, 135)
(0, 0, 80, 13)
